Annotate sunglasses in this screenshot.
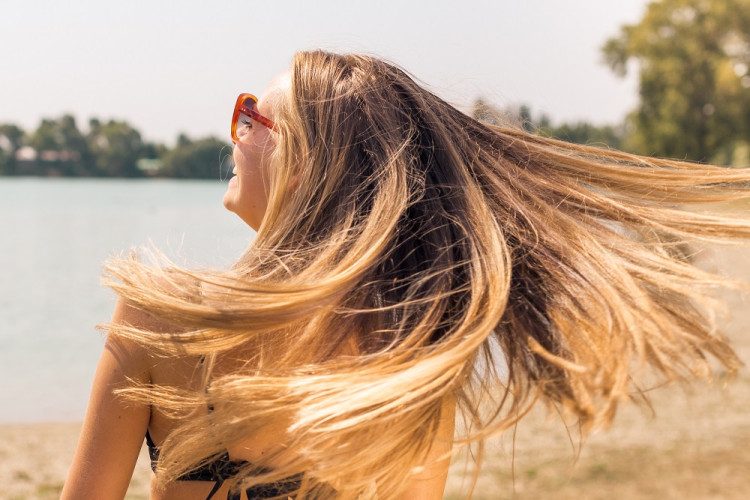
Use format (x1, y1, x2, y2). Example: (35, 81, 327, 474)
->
(231, 93, 277, 142)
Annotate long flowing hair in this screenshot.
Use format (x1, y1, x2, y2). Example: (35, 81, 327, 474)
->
(105, 50, 750, 498)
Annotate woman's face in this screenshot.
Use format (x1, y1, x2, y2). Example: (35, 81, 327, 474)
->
(223, 71, 290, 230)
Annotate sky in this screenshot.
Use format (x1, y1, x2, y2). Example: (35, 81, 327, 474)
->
(0, 0, 650, 146)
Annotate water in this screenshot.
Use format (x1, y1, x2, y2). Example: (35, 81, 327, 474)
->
(0, 178, 253, 423)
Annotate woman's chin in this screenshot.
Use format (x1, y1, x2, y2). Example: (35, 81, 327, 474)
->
(222, 192, 237, 213)
(223, 177, 238, 209)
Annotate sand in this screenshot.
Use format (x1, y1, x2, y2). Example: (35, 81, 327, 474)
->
(0, 423, 152, 500)
(2, 247, 749, 500)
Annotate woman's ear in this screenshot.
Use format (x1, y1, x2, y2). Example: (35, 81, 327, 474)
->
(286, 157, 304, 194)
(287, 169, 302, 193)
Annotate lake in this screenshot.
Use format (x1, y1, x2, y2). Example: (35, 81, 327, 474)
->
(0, 178, 253, 423)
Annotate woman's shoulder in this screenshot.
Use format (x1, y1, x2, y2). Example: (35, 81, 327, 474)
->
(111, 296, 181, 334)
(106, 297, 184, 380)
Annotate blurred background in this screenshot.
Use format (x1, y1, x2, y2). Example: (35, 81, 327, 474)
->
(1, 0, 749, 498)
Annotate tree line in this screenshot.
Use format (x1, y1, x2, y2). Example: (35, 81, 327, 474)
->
(2, 1, 749, 177)
(471, 99, 629, 152)
(0, 108, 633, 179)
(0, 116, 231, 178)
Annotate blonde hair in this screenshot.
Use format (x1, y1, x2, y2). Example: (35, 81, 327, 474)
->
(105, 51, 750, 498)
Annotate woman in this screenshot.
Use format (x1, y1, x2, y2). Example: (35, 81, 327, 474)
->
(63, 50, 750, 499)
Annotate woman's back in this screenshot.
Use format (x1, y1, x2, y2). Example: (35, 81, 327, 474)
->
(147, 354, 300, 499)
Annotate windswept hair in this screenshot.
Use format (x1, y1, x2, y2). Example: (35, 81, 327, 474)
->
(105, 51, 750, 498)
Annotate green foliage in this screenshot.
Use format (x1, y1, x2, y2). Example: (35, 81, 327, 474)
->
(603, 0, 750, 163)
(538, 122, 626, 151)
(0, 123, 25, 175)
(159, 135, 231, 179)
(0, 116, 231, 178)
(87, 119, 147, 177)
(471, 99, 626, 150)
(471, 98, 513, 126)
(27, 115, 94, 175)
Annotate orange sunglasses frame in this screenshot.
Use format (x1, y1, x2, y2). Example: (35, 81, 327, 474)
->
(231, 93, 277, 141)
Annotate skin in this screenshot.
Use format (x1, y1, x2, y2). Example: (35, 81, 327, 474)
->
(223, 71, 290, 230)
(61, 301, 304, 500)
(62, 70, 454, 499)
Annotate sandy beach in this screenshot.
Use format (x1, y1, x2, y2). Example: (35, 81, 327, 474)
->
(2, 246, 749, 500)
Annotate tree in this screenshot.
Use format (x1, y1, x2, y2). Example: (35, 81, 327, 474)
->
(0, 124, 25, 175)
(539, 122, 626, 151)
(27, 115, 93, 175)
(471, 99, 624, 150)
(472, 98, 510, 126)
(87, 119, 147, 177)
(603, 0, 750, 162)
(159, 135, 231, 179)
(1, 117, 232, 178)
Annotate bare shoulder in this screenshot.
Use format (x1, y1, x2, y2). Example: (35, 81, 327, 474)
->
(111, 295, 182, 333)
(103, 296, 170, 376)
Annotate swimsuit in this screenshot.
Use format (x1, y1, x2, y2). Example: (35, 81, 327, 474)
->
(145, 430, 302, 500)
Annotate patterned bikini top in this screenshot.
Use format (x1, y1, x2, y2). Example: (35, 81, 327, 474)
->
(145, 430, 302, 500)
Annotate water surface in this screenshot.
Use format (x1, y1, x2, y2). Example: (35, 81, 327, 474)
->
(0, 178, 252, 423)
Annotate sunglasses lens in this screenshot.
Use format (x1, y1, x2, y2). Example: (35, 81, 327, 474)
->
(242, 96, 257, 108)
(234, 96, 258, 140)
(232, 94, 274, 140)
